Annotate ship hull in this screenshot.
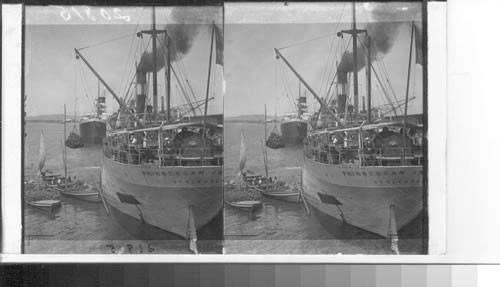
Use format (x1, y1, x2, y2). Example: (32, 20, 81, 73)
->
(101, 157, 223, 239)
(302, 157, 423, 237)
(280, 119, 307, 145)
(79, 119, 106, 145)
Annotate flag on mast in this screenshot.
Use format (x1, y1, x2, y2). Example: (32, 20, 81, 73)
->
(414, 22, 424, 65)
(215, 24, 224, 66)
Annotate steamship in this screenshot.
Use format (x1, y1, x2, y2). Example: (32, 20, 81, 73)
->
(75, 8, 223, 241)
(79, 86, 107, 145)
(280, 89, 308, 145)
(275, 3, 424, 240)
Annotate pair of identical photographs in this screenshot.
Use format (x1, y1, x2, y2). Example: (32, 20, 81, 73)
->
(22, 3, 428, 255)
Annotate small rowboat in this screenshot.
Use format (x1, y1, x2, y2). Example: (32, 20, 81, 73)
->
(51, 185, 100, 203)
(225, 200, 262, 213)
(260, 189, 301, 203)
(25, 200, 61, 212)
(59, 189, 100, 203)
(244, 175, 300, 203)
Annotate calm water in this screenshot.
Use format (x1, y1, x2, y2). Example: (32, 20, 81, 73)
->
(24, 122, 221, 254)
(223, 122, 423, 254)
(23, 122, 422, 254)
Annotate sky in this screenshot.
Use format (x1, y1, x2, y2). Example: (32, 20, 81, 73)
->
(223, 2, 424, 117)
(24, 4, 423, 118)
(24, 6, 223, 116)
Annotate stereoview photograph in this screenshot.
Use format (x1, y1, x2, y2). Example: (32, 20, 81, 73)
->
(223, 2, 427, 254)
(23, 5, 224, 254)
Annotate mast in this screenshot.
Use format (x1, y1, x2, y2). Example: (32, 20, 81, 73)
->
(274, 48, 343, 127)
(264, 105, 269, 178)
(351, 2, 359, 120)
(151, 7, 158, 120)
(164, 35, 171, 121)
(202, 22, 216, 152)
(338, 3, 366, 121)
(97, 80, 101, 116)
(74, 49, 140, 125)
(366, 35, 372, 122)
(402, 22, 415, 164)
(139, 7, 166, 122)
(298, 81, 301, 115)
(63, 104, 67, 179)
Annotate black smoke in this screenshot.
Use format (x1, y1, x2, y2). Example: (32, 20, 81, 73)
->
(338, 3, 421, 73)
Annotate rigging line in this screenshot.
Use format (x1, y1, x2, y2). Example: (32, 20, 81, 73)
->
(123, 44, 140, 105)
(323, 36, 351, 109)
(372, 45, 400, 112)
(122, 72, 137, 106)
(278, 61, 297, 113)
(367, 43, 399, 114)
(276, 60, 292, 110)
(412, 55, 417, 106)
(276, 60, 291, 112)
(177, 52, 200, 108)
(118, 7, 144, 97)
(165, 38, 199, 111)
(277, 4, 347, 52)
(172, 65, 195, 114)
(210, 58, 217, 114)
(118, 37, 136, 97)
(319, 31, 337, 98)
(172, 64, 196, 115)
(77, 61, 97, 115)
(118, 32, 145, 112)
(371, 64, 397, 116)
(168, 43, 197, 107)
(277, 33, 338, 51)
(319, 4, 347, 97)
(77, 33, 136, 51)
(275, 57, 278, 117)
(323, 39, 343, 104)
(119, 32, 142, 97)
(74, 57, 78, 116)
(157, 38, 197, 115)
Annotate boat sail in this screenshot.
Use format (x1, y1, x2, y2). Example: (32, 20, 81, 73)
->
(275, 3, 424, 239)
(75, 8, 224, 240)
(38, 130, 46, 173)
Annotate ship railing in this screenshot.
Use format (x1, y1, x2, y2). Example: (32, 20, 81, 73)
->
(104, 145, 223, 167)
(304, 146, 423, 166)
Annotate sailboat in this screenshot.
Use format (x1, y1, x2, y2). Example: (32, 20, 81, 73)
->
(275, 3, 424, 240)
(243, 106, 301, 203)
(74, 8, 224, 240)
(38, 130, 46, 174)
(224, 131, 263, 214)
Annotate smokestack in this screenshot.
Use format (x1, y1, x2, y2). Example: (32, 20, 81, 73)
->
(136, 71, 147, 116)
(135, 17, 204, 119)
(336, 71, 348, 114)
(137, 23, 202, 74)
(338, 4, 419, 74)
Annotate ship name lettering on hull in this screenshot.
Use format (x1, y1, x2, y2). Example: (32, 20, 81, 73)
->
(372, 179, 420, 185)
(340, 170, 407, 177)
(141, 169, 222, 177)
